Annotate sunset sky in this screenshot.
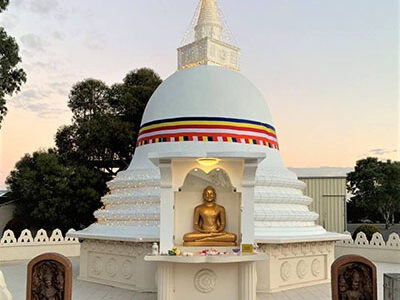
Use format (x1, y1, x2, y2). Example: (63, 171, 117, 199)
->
(0, 0, 398, 189)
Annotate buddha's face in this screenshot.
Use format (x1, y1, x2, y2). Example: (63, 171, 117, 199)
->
(352, 272, 360, 290)
(203, 187, 216, 203)
(44, 273, 53, 287)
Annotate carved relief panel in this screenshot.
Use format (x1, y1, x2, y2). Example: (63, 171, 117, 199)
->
(27, 253, 72, 300)
(331, 255, 377, 300)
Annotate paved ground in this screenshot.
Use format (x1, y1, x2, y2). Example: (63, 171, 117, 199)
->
(1, 258, 399, 300)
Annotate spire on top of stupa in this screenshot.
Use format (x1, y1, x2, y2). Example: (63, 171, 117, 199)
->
(197, 0, 219, 24)
(195, 0, 222, 40)
(178, 0, 240, 71)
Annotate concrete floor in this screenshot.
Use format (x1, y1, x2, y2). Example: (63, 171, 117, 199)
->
(1, 257, 399, 300)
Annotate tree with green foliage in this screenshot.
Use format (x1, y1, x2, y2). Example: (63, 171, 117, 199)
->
(352, 224, 380, 241)
(56, 68, 162, 177)
(6, 150, 108, 233)
(0, 0, 27, 126)
(6, 67, 161, 232)
(347, 157, 400, 229)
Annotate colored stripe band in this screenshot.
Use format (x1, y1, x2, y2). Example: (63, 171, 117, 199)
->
(137, 117, 279, 149)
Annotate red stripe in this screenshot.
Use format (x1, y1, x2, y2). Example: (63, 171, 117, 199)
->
(139, 129, 276, 142)
(137, 132, 279, 148)
(137, 132, 277, 142)
(139, 124, 277, 138)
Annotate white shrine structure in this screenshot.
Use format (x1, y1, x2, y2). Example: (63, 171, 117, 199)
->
(71, 1, 347, 299)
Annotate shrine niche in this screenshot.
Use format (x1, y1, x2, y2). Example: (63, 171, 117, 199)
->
(331, 255, 377, 300)
(174, 168, 241, 246)
(27, 253, 72, 300)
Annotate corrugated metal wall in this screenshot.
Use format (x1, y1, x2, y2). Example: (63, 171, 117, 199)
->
(300, 177, 346, 233)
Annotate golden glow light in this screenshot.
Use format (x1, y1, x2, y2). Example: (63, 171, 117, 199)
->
(197, 158, 220, 166)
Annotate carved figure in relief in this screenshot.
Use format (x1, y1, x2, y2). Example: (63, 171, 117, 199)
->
(42, 271, 58, 300)
(183, 186, 237, 246)
(338, 264, 373, 300)
(31, 261, 65, 300)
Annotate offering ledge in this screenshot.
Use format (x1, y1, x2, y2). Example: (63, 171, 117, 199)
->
(145, 253, 266, 264)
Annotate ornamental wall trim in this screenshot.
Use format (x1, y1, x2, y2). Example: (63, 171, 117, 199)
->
(0, 228, 79, 246)
(336, 232, 400, 249)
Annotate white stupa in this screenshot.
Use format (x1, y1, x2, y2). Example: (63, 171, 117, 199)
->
(76, 0, 339, 244)
(72, 0, 347, 295)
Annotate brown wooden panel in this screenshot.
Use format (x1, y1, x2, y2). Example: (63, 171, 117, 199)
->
(26, 252, 72, 300)
(331, 255, 377, 300)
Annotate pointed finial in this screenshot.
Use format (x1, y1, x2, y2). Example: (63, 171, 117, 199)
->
(197, 0, 220, 26)
(195, 0, 222, 40)
(177, 0, 240, 71)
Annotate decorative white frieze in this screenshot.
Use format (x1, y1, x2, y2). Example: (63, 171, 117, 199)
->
(79, 239, 157, 292)
(257, 241, 335, 293)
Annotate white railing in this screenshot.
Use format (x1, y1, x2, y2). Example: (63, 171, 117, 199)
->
(0, 228, 80, 262)
(335, 231, 400, 264)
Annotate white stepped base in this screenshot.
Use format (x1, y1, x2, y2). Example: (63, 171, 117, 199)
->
(69, 224, 159, 242)
(77, 239, 340, 296)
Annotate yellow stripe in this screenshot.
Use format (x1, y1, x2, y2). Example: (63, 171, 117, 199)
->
(227, 137, 233, 142)
(179, 136, 184, 142)
(202, 136, 208, 142)
(140, 121, 275, 134)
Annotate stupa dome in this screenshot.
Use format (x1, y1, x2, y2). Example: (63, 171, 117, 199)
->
(142, 65, 273, 126)
(88, 62, 329, 241)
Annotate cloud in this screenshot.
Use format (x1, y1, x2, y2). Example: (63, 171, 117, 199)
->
(10, 82, 71, 118)
(369, 148, 397, 156)
(0, 14, 19, 29)
(84, 31, 106, 50)
(23, 103, 68, 118)
(48, 81, 71, 95)
(11, 0, 64, 17)
(11, 0, 24, 8)
(20, 34, 44, 51)
(11, 94, 68, 118)
(30, 0, 58, 15)
(52, 31, 65, 40)
(13, 89, 50, 102)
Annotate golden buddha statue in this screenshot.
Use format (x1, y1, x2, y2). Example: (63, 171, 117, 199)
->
(183, 186, 237, 246)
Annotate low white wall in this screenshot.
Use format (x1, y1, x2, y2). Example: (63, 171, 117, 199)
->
(335, 232, 400, 264)
(0, 228, 80, 262)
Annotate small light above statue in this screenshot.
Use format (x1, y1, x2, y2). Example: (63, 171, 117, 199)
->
(197, 158, 220, 166)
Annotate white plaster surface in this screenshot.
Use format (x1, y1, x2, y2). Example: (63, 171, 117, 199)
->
(1, 258, 398, 300)
(0, 270, 12, 300)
